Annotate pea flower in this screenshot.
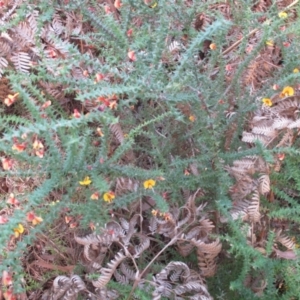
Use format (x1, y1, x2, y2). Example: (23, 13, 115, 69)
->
(2, 158, 13, 170)
(7, 193, 19, 206)
(73, 109, 81, 118)
(280, 86, 294, 98)
(2, 270, 13, 286)
(189, 115, 196, 122)
(26, 211, 43, 225)
(114, 0, 122, 8)
(4, 93, 19, 107)
(79, 176, 92, 186)
(128, 50, 136, 61)
(143, 179, 156, 189)
(293, 68, 299, 73)
(103, 191, 115, 203)
(278, 11, 287, 19)
(13, 224, 24, 238)
(262, 98, 272, 107)
(12, 142, 26, 152)
(209, 43, 217, 50)
(90, 192, 100, 200)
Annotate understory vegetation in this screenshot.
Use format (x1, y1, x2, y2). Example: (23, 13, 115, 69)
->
(0, 0, 300, 299)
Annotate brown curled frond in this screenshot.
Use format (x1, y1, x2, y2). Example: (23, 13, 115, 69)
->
(92, 251, 127, 288)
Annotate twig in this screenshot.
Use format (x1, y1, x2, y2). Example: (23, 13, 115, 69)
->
(126, 233, 181, 300)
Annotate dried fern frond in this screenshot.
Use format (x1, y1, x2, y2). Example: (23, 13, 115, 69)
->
(192, 238, 222, 277)
(10, 51, 31, 73)
(92, 251, 127, 288)
(132, 233, 150, 258)
(275, 229, 295, 250)
(247, 189, 261, 223)
(51, 275, 86, 300)
(242, 131, 270, 145)
(110, 123, 125, 144)
(0, 57, 8, 76)
(115, 177, 139, 195)
(258, 174, 270, 195)
(0, 39, 12, 57)
(153, 262, 213, 299)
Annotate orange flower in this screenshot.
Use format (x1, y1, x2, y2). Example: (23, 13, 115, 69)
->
(104, 5, 112, 14)
(97, 96, 110, 106)
(209, 43, 217, 50)
(189, 115, 196, 122)
(89, 222, 96, 230)
(114, 0, 122, 9)
(280, 86, 294, 98)
(35, 149, 44, 158)
(90, 192, 100, 200)
(2, 270, 13, 286)
(143, 179, 156, 189)
(103, 191, 115, 203)
(277, 153, 285, 161)
(2, 158, 13, 170)
(109, 100, 117, 110)
(4, 93, 19, 107)
(69, 222, 78, 228)
(12, 142, 26, 152)
(151, 209, 159, 216)
(184, 169, 190, 176)
(73, 109, 81, 118)
(128, 50, 136, 61)
(33, 139, 44, 150)
(96, 127, 104, 137)
(65, 216, 72, 224)
(48, 49, 57, 58)
(26, 211, 43, 225)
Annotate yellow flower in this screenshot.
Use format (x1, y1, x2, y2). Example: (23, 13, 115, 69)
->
(293, 68, 299, 73)
(143, 179, 156, 189)
(265, 40, 274, 47)
(13, 224, 24, 238)
(103, 191, 115, 203)
(280, 86, 294, 98)
(150, 1, 157, 8)
(278, 11, 287, 19)
(79, 176, 92, 186)
(262, 98, 273, 107)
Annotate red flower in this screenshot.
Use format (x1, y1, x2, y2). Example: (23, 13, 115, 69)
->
(2, 271, 13, 286)
(73, 109, 81, 118)
(127, 29, 133, 37)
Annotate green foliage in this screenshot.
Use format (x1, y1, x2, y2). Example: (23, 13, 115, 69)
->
(1, 0, 300, 298)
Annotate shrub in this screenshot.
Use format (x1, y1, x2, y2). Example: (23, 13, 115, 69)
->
(0, 0, 300, 299)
